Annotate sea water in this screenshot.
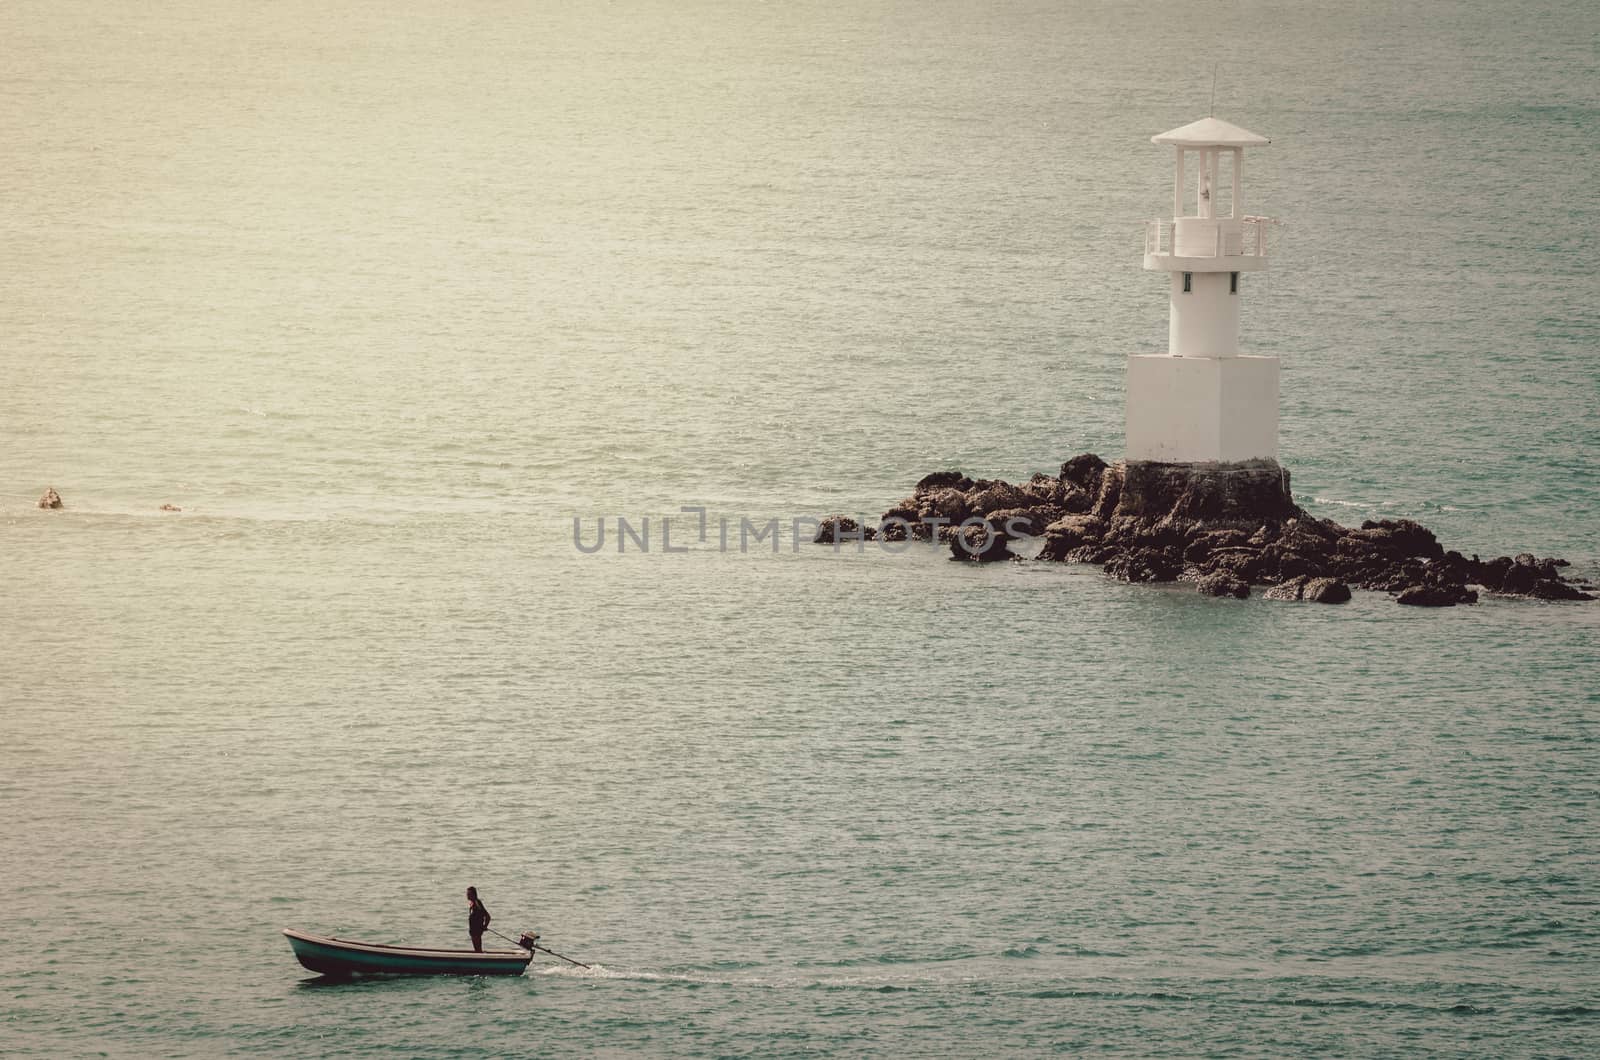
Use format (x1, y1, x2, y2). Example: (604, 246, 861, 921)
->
(2, 1, 1597, 1055)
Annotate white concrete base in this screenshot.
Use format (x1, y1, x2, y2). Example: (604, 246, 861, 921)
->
(1125, 354, 1279, 463)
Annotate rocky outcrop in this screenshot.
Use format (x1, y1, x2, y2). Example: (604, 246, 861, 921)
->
(1467, 552, 1589, 600)
(854, 454, 1592, 606)
(38, 487, 63, 509)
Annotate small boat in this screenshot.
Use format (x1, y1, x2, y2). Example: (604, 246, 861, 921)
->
(283, 927, 533, 977)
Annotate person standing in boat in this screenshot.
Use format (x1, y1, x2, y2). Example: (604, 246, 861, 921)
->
(466, 886, 491, 952)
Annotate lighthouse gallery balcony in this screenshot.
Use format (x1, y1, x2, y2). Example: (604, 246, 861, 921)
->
(1144, 216, 1274, 272)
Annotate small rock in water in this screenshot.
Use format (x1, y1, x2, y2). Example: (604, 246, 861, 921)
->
(160, 503, 182, 512)
(1396, 584, 1475, 607)
(1302, 577, 1353, 604)
(1264, 576, 1309, 601)
(1195, 572, 1251, 599)
(814, 515, 875, 544)
(1528, 578, 1594, 602)
(37, 487, 64, 509)
(1499, 560, 1541, 595)
(948, 520, 1016, 563)
(1360, 518, 1444, 560)
(986, 507, 1050, 537)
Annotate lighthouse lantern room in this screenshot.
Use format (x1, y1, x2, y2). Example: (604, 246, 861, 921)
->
(1126, 116, 1279, 464)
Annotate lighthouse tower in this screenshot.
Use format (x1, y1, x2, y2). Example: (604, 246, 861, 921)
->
(1126, 117, 1278, 464)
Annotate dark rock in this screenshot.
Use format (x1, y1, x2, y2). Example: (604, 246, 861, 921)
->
(948, 521, 1015, 563)
(919, 488, 972, 524)
(986, 507, 1051, 538)
(1204, 547, 1265, 582)
(1259, 545, 1326, 582)
(1022, 473, 1060, 505)
(969, 482, 1029, 516)
(1302, 577, 1352, 604)
(914, 470, 971, 497)
(159, 503, 182, 512)
(1396, 584, 1476, 607)
(1360, 518, 1444, 560)
(1059, 453, 1108, 495)
(1036, 514, 1107, 561)
(1057, 485, 1095, 514)
(38, 487, 63, 509)
(1104, 547, 1182, 584)
(1090, 463, 1124, 519)
(882, 496, 919, 521)
(1529, 578, 1594, 602)
(879, 498, 922, 540)
(1117, 518, 1189, 555)
(876, 518, 910, 542)
(1330, 530, 1418, 587)
(1438, 549, 1472, 581)
(1196, 572, 1251, 598)
(871, 454, 1587, 609)
(1335, 531, 1391, 559)
(1264, 576, 1309, 601)
(1470, 555, 1513, 591)
(1279, 516, 1339, 550)
(814, 515, 875, 544)
(1396, 586, 1453, 607)
(1499, 561, 1541, 596)
(1115, 459, 1298, 524)
(1183, 528, 1252, 563)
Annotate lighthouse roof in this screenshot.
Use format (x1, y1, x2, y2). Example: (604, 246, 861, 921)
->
(1151, 117, 1270, 147)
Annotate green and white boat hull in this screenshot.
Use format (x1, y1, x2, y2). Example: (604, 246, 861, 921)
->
(283, 928, 532, 977)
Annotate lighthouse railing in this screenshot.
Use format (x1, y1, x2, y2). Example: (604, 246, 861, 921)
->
(1145, 217, 1271, 259)
(1241, 215, 1271, 257)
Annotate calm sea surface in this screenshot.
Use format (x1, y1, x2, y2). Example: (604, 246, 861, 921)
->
(3, 1, 1597, 1056)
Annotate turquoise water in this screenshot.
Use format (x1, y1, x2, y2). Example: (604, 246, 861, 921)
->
(3, 1, 1597, 1055)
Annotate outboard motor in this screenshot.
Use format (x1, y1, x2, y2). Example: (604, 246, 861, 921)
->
(517, 932, 540, 951)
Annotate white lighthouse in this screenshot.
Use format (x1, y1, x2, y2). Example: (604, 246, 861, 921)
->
(1126, 117, 1278, 464)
